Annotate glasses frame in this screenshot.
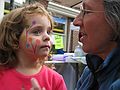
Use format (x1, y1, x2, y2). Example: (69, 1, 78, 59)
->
(79, 3, 105, 18)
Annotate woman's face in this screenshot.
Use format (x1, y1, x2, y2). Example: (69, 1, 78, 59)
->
(73, 0, 116, 57)
(18, 14, 52, 60)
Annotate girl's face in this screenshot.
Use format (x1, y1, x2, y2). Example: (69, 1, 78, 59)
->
(73, 0, 117, 58)
(19, 14, 52, 60)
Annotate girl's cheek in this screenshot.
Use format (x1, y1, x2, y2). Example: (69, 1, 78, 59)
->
(21, 34, 26, 42)
(26, 38, 41, 54)
(19, 33, 27, 48)
(36, 39, 41, 46)
(26, 37, 32, 48)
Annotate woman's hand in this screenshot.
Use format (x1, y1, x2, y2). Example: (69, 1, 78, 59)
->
(30, 78, 46, 90)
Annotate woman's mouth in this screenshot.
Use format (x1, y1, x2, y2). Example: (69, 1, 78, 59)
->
(79, 31, 87, 42)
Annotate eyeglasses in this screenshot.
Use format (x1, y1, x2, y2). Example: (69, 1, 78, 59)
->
(79, 4, 104, 18)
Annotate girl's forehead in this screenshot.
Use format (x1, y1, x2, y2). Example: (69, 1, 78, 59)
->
(24, 14, 51, 30)
(25, 14, 49, 25)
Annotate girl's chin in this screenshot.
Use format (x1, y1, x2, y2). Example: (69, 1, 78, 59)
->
(39, 53, 49, 58)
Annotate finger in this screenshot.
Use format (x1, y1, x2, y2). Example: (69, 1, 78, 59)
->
(30, 88, 33, 90)
(42, 87, 46, 90)
(31, 78, 41, 90)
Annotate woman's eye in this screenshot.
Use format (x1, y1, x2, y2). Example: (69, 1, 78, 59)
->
(84, 10, 92, 15)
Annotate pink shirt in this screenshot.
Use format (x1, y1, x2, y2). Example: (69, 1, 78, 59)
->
(0, 65, 67, 90)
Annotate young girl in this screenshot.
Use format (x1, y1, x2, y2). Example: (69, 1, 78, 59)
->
(0, 3, 67, 90)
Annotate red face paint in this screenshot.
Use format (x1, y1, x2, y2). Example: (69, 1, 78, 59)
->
(36, 39, 41, 45)
(31, 39, 40, 54)
(28, 37, 32, 43)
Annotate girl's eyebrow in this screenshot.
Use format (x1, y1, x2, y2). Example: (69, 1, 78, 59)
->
(25, 25, 42, 33)
(29, 24, 43, 29)
(28, 25, 52, 32)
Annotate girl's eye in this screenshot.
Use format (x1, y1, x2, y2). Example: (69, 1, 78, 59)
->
(32, 30, 41, 35)
(47, 30, 52, 35)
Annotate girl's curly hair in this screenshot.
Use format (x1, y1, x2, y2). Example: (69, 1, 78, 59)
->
(0, 3, 53, 69)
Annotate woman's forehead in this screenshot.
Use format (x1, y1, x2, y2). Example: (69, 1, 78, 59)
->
(82, 0, 104, 9)
(82, 0, 104, 4)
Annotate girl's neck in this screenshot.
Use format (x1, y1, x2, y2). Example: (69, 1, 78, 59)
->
(15, 50, 45, 75)
(16, 62, 43, 75)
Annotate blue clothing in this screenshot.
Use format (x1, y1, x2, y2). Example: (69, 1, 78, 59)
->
(77, 46, 120, 90)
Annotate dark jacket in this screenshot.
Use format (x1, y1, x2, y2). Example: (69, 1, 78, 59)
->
(77, 46, 120, 90)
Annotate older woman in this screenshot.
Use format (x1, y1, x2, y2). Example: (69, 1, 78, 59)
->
(73, 0, 120, 90)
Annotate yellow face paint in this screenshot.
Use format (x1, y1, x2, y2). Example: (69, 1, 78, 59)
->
(28, 37, 32, 43)
(21, 34, 26, 42)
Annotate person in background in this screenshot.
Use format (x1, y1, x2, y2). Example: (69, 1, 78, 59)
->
(73, 0, 120, 90)
(0, 3, 67, 90)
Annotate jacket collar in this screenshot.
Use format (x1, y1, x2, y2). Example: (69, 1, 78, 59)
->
(86, 54, 104, 73)
(86, 46, 120, 73)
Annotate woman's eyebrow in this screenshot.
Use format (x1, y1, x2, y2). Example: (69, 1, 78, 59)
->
(83, 2, 91, 10)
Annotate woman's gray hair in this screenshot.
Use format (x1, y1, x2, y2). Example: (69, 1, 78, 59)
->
(104, 0, 120, 43)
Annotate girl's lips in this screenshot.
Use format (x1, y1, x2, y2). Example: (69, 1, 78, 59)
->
(40, 45, 50, 49)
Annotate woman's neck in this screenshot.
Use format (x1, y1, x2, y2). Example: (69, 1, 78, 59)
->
(97, 42, 117, 60)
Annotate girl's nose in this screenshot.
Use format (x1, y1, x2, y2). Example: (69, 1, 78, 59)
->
(42, 33, 51, 41)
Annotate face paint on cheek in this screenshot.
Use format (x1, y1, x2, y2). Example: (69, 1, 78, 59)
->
(20, 34, 25, 42)
(25, 29, 30, 45)
(28, 37, 32, 42)
(19, 34, 25, 48)
(25, 21, 35, 43)
(36, 39, 41, 45)
(33, 39, 41, 54)
(26, 37, 32, 48)
(26, 43, 30, 48)
(24, 21, 36, 51)
(29, 38, 39, 54)
(26, 37, 36, 54)
(21, 34, 26, 42)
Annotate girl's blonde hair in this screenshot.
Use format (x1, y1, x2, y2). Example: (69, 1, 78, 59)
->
(0, 3, 53, 69)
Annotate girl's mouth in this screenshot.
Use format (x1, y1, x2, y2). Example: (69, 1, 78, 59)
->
(40, 45, 50, 49)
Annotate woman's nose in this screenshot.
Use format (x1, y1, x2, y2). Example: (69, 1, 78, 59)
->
(73, 14, 83, 26)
